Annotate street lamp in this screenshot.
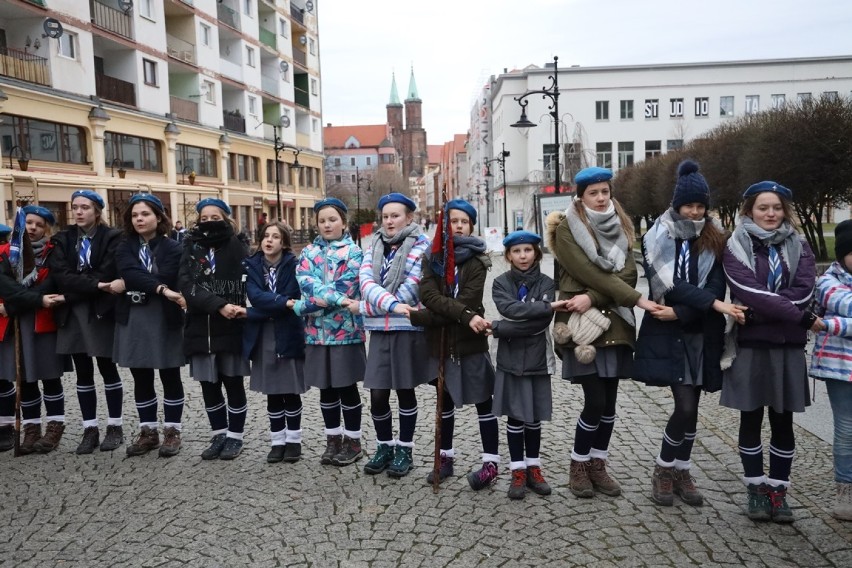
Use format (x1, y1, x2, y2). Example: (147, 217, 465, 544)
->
(354, 166, 371, 246)
(273, 121, 302, 221)
(110, 158, 126, 179)
(511, 55, 562, 193)
(8, 145, 29, 172)
(485, 142, 511, 236)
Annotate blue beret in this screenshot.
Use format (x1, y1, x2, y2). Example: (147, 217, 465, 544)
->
(314, 197, 348, 214)
(445, 199, 477, 225)
(196, 198, 232, 216)
(503, 230, 542, 248)
(129, 193, 165, 212)
(22, 205, 56, 226)
(378, 192, 416, 212)
(71, 190, 104, 209)
(0, 224, 12, 235)
(742, 181, 793, 201)
(574, 167, 613, 187)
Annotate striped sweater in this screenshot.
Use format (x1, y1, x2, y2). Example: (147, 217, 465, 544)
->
(359, 233, 430, 331)
(810, 261, 852, 382)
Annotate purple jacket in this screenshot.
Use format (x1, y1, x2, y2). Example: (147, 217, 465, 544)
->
(723, 236, 816, 346)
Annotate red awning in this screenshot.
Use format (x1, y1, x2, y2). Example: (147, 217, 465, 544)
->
(267, 199, 295, 206)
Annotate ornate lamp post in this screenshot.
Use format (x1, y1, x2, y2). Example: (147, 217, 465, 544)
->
(273, 122, 301, 221)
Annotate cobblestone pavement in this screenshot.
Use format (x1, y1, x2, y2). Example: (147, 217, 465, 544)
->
(1, 253, 850, 567)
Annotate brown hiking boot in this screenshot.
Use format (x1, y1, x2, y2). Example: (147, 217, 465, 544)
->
(588, 457, 621, 496)
(651, 464, 675, 506)
(673, 468, 704, 506)
(159, 427, 182, 458)
(569, 459, 594, 498)
(320, 434, 342, 465)
(331, 435, 364, 466)
(34, 421, 65, 453)
(19, 423, 42, 455)
(126, 426, 160, 456)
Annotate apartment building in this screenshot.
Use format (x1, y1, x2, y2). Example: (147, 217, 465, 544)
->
(0, 0, 324, 233)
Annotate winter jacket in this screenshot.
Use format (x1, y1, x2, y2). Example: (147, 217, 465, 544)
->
(409, 252, 492, 358)
(177, 231, 249, 357)
(49, 224, 121, 326)
(359, 232, 430, 331)
(723, 235, 816, 347)
(810, 261, 852, 382)
(0, 241, 61, 339)
(549, 214, 641, 350)
(633, 236, 727, 390)
(0, 246, 45, 341)
(242, 250, 305, 360)
(115, 235, 184, 329)
(490, 265, 555, 376)
(293, 234, 365, 346)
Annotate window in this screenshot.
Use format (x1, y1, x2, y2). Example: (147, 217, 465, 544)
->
(771, 94, 786, 109)
(745, 95, 760, 115)
(203, 80, 215, 104)
(542, 144, 558, 180)
(200, 24, 211, 47)
(595, 101, 609, 121)
(176, 144, 217, 177)
(669, 98, 684, 117)
(246, 46, 255, 67)
(279, 18, 288, 37)
(309, 38, 316, 55)
(58, 32, 76, 59)
(335, 175, 341, 183)
(266, 160, 291, 184)
(334, 157, 341, 166)
(350, 157, 355, 166)
(667, 139, 683, 151)
(720, 96, 734, 117)
(798, 92, 812, 103)
(1, 114, 87, 165)
(617, 142, 634, 169)
(243, 0, 252, 16)
(351, 174, 356, 183)
(140, 0, 154, 19)
(596, 142, 612, 169)
(247, 96, 257, 116)
(312, 118, 318, 133)
(142, 59, 158, 86)
(366, 157, 371, 166)
(311, 78, 318, 95)
(620, 100, 633, 120)
(228, 154, 260, 182)
(644, 99, 659, 119)
(825, 91, 839, 102)
(645, 140, 661, 160)
(694, 97, 709, 117)
(104, 132, 162, 172)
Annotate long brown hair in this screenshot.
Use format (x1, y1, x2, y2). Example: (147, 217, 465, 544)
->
(694, 216, 728, 259)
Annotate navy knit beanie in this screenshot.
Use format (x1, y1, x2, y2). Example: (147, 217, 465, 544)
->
(835, 219, 852, 262)
(671, 160, 710, 210)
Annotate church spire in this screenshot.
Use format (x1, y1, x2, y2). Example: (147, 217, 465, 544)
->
(388, 72, 401, 106)
(405, 66, 420, 102)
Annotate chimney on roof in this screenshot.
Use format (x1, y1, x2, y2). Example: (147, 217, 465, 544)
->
(503, 68, 507, 73)
(326, 123, 331, 127)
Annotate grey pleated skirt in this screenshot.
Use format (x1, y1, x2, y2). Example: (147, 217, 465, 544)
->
(439, 352, 495, 408)
(493, 370, 552, 422)
(363, 331, 436, 390)
(561, 344, 633, 382)
(113, 301, 185, 369)
(679, 333, 704, 387)
(0, 313, 72, 382)
(249, 321, 307, 395)
(56, 302, 115, 358)
(304, 343, 366, 389)
(720, 345, 810, 412)
(190, 352, 250, 382)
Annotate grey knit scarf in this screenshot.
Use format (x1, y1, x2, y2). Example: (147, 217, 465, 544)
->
(372, 222, 422, 294)
(727, 216, 802, 285)
(565, 200, 628, 272)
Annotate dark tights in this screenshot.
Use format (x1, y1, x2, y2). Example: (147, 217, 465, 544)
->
(370, 388, 418, 444)
(658, 385, 701, 464)
(739, 406, 795, 483)
(200, 375, 247, 434)
(572, 376, 619, 458)
(130, 367, 184, 426)
(319, 385, 362, 433)
(73, 354, 122, 422)
(439, 390, 499, 457)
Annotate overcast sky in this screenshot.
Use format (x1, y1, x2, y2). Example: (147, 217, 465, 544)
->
(317, 0, 852, 144)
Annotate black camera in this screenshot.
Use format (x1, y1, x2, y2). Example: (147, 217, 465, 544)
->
(127, 291, 147, 305)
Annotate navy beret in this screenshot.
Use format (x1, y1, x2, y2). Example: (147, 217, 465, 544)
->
(378, 192, 416, 212)
(314, 197, 348, 214)
(196, 198, 232, 216)
(574, 167, 613, 187)
(0, 224, 12, 235)
(22, 205, 56, 226)
(71, 189, 104, 209)
(129, 193, 165, 212)
(445, 199, 477, 225)
(503, 230, 542, 248)
(742, 181, 793, 201)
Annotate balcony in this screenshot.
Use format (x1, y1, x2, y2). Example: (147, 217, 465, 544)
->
(217, 4, 241, 31)
(290, 4, 305, 25)
(261, 74, 278, 96)
(0, 47, 50, 86)
(96, 72, 136, 106)
(223, 110, 245, 133)
(170, 96, 198, 122)
(166, 34, 197, 65)
(219, 58, 243, 82)
(294, 86, 309, 109)
(90, 0, 134, 40)
(259, 28, 276, 50)
(292, 49, 306, 67)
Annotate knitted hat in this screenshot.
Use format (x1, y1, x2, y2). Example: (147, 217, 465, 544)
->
(671, 160, 710, 210)
(835, 219, 852, 262)
(552, 307, 611, 364)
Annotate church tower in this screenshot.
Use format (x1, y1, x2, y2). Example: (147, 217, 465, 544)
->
(402, 67, 427, 178)
(386, 72, 404, 159)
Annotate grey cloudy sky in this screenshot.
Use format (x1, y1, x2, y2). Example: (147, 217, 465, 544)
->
(317, 0, 852, 144)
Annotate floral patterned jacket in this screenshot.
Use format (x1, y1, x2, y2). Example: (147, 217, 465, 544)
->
(293, 233, 365, 345)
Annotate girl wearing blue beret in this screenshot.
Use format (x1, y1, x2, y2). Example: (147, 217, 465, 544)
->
(409, 199, 500, 489)
(114, 195, 187, 458)
(178, 200, 251, 460)
(49, 191, 125, 454)
(0, 209, 69, 454)
(290, 200, 366, 467)
(490, 230, 569, 499)
(359, 193, 434, 478)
